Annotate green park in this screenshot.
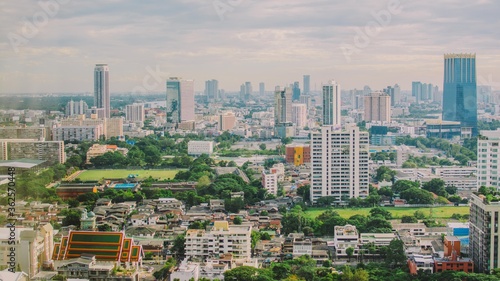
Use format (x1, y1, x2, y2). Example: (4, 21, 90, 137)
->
(76, 169, 183, 181)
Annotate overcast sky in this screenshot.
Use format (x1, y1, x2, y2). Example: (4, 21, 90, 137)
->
(0, 0, 499, 94)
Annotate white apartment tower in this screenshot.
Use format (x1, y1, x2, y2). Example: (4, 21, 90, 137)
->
(292, 103, 308, 128)
(364, 92, 391, 122)
(125, 103, 145, 122)
(322, 80, 341, 126)
(94, 64, 110, 118)
(477, 129, 500, 189)
(310, 124, 370, 204)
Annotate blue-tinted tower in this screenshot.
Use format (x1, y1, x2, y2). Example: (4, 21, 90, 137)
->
(442, 53, 477, 136)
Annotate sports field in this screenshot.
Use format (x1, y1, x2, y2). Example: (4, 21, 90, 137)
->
(76, 169, 183, 181)
(304, 206, 469, 219)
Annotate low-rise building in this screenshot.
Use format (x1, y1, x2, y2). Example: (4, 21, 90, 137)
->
(187, 141, 214, 156)
(262, 171, 278, 196)
(333, 225, 359, 258)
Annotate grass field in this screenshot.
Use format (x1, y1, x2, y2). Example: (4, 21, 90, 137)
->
(76, 169, 183, 181)
(304, 206, 469, 219)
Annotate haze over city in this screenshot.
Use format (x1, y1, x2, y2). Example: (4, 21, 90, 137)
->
(1, 0, 500, 93)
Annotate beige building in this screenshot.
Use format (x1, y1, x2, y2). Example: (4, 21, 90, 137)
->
(86, 144, 128, 164)
(364, 92, 391, 122)
(58, 117, 123, 140)
(0, 139, 65, 165)
(185, 221, 252, 261)
(0, 127, 47, 140)
(219, 112, 236, 131)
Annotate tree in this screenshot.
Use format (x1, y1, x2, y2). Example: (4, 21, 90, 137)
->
(233, 216, 243, 225)
(376, 166, 396, 182)
(61, 210, 81, 227)
(259, 143, 267, 150)
(346, 247, 354, 262)
(97, 224, 112, 231)
(143, 145, 161, 166)
(271, 263, 291, 280)
(171, 235, 185, 261)
(67, 199, 79, 208)
(422, 179, 447, 197)
(281, 137, 293, 145)
(400, 187, 434, 204)
(224, 266, 266, 281)
(392, 180, 419, 193)
(297, 185, 310, 202)
(369, 207, 392, 220)
(401, 215, 418, 223)
(384, 239, 406, 268)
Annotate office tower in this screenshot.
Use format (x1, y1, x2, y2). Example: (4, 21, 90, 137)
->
(412, 81, 422, 102)
(363, 85, 371, 96)
(274, 86, 293, 124)
(166, 77, 195, 127)
(292, 81, 301, 101)
(205, 79, 219, 101)
(259, 82, 265, 96)
(94, 64, 110, 118)
(310, 124, 369, 203)
(322, 80, 341, 126)
(299, 95, 310, 108)
(125, 103, 145, 122)
(443, 53, 477, 135)
(384, 85, 401, 106)
(364, 92, 391, 122)
(65, 100, 89, 116)
(219, 112, 236, 131)
(240, 84, 245, 100)
(244, 81, 252, 100)
(303, 75, 310, 94)
(292, 103, 308, 128)
(469, 193, 500, 273)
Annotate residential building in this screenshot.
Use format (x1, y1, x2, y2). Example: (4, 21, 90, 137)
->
(443, 53, 477, 135)
(244, 82, 252, 100)
(275, 86, 293, 124)
(477, 129, 500, 189)
(364, 92, 391, 123)
(166, 77, 195, 128)
(65, 100, 89, 116)
(0, 127, 46, 140)
(469, 193, 500, 273)
(292, 238, 312, 257)
(434, 236, 473, 273)
(94, 64, 110, 118)
(187, 141, 214, 156)
(333, 225, 359, 258)
(106, 117, 123, 138)
(262, 171, 278, 196)
(125, 104, 145, 122)
(86, 144, 128, 164)
(322, 80, 341, 126)
(292, 103, 308, 128)
(0, 139, 65, 165)
(184, 221, 252, 261)
(310, 125, 369, 204)
(285, 144, 311, 166)
(52, 125, 104, 142)
(219, 112, 236, 131)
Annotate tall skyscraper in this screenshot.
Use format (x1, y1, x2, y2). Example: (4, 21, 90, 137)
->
(259, 82, 265, 96)
(166, 77, 195, 127)
(310, 124, 369, 203)
(244, 81, 252, 100)
(219, 112, 236, 131)
(292, 81, 301, 101)
(443, 53, 477, 135)
(364, 92, 391, 123)
(412, 81, 422, 102)
(205, 79, 219, 101)
(384, 84, 401, 106)
(274, 86, 293, 124)
(303, 75, 310, 94)
(94, 64, 110, 118)
(322, 80, 341, 126)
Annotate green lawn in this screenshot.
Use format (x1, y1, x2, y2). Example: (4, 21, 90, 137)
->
(304, 206, 469, 219)
(76, 169, 183, 181)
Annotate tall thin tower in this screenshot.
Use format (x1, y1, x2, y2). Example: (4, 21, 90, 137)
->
(94, 64, 110, 118)
(322, 80, 341, 126)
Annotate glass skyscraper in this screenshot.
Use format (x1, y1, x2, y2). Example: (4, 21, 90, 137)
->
(94, 64, 110, 118)
(442, 53, 477, 136)
(322, 80, 341, 126)
(166, 77, 194, 127)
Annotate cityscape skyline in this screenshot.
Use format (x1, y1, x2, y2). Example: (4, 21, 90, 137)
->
(1, 1, 499, 93)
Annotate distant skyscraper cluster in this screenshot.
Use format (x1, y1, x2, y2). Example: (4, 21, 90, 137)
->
(412, 81, 437, 103)
(383, 84, 401, 106)
(240, 82, 253, 101)
(94, 64, 110, 118)
(442, 53, 477, 135)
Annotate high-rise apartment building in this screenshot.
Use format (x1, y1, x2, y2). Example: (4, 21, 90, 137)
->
(469, 193, 500, 273)
(443, 53, 477, 135)
(0, 139, 65, 165)
(303, 75, 310, 94)
(244, 81, 252, 100)
(94, 64, 110, 118)
(292, 103, 308, 128)
(125, 103, 145, 122)
(166, 77, 195, 128)
(219, 112, 236, 131)
(364, 92, 391, 123)
(384, 84, 401, 106)
(322, 80, 341, 126)
(274, 86, 293, 124)
(310, 124, 370, 204)
(205, 79, 219, 101)
(65, 100, 89, 116)
(477, 129, 500, 189)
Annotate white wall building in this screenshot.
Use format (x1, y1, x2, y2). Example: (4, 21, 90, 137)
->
(322, 80, 341, 126)
(477, 129, 500, 189)
(125, 103, 145, 122)
(292, 103, 308, 128)
(310, 124, 369, 204)
(262, 171, 278, 196)
(187, 141, 214, 156)
(52, 125, 104, 142)
(333, 225, 359, 257)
